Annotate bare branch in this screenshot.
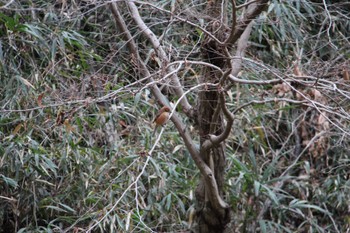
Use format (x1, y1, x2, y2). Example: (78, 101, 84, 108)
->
(169, 60, 282, 85)
(110, 2, 138, 56)
(130, 0, 225, 45)
(204, 92, 235, 149)
(224, 0, 237, 45)
(125, 1, 192, 111)
(0, 0, 15, 9)
(232, 98, 307, 115)
(236, 0, 261, 10)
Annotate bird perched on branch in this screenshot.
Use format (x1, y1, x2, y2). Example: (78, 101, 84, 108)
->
(152, 106, 171, 136)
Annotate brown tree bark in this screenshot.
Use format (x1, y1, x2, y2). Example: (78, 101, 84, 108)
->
(193, 1, 268, 232)
(193, 2, 230, 232)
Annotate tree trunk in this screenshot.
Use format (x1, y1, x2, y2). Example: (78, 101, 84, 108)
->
(194, 1, 231, 232)
(195, 83, 229, 232)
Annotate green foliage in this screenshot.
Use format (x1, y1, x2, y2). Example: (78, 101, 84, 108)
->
(0, 2, 194, 232)
(0, 0, 349, 232)
(225, 92, 349, 231)
(252, 0, 349, 67)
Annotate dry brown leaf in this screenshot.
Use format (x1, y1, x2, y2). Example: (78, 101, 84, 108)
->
(119, 120, 128, 129)
(295, 91, 303, 101)
(12, 123, 23, 136)
(293, 64, 303, 76)
(310, 89, 322, 101)
(273, 82, 291, 97)
(37, 93, 44, 107)
(317, 114, 327, 125)
(56, 111, 65, 125)
(64, 119, 74, 132)
(300, 123, 308, 139)
(120, 128, 132, 137)
(343, 69, 349, 81)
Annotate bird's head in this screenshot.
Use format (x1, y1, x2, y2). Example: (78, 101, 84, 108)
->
(160, 106, 171, 113)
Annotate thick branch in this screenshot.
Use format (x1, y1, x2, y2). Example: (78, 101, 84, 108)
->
(110, 2, 138, 56)
(168, 83, 229, 211)
(231, 21, 254, 77)
(228, 0, 268, 45)
(168, 60, 282, 85)
(203, 92, 234, 150)
(224, 0, 236, 45)
(126, 1, 192, 112)
(172, 107, 229, 211)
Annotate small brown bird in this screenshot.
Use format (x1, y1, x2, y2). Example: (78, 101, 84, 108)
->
(152, 106, 171, 135)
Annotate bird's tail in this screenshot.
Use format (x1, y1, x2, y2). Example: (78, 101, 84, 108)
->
(152, 125, 159, 136)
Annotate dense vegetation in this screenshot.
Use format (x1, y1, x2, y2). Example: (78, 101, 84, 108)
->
(0, 0, 349, 232)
